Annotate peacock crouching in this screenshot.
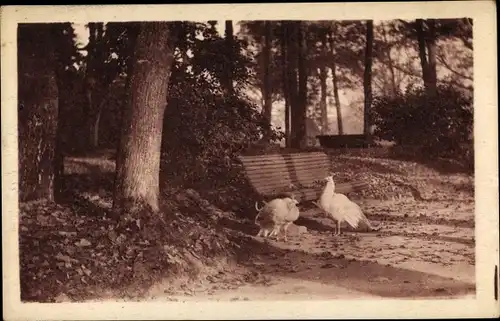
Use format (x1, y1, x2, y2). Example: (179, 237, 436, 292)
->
(254, 196, 300, 242)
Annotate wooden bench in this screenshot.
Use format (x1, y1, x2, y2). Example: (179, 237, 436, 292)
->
(238, 152, 369, 203)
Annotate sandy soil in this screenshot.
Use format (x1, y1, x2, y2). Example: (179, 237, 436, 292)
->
(145, 196, 475, 302)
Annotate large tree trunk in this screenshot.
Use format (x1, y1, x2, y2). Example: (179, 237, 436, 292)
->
(224, 20, 235, 96)
(319, 31, 328, 134)
(262, 21, 273, 141)
(281, 22, 291, 147)
(328, 28, 343, 135)
(363, 20, 374, 137)
(295, 21, 308, 148)
(18, 24, 59, 202)
(113, 22, 176, 214)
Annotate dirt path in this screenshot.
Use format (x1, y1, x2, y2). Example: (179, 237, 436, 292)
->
(144, 197, 475, 302)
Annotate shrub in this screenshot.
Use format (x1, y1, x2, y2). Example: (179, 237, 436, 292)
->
(371, 84, 473, 165)
(161, 70, 283, 188)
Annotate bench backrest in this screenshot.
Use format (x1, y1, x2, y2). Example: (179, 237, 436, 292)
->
(238, 152, 331, 201)
(239, 151, 371, 202)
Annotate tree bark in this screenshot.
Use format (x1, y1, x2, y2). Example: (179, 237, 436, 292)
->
(281, 22, 291, 147)
(262, 21, 273, 141)
(425, 19, 438, 96)
(113, 22, 176, 214)
(224, 20, 235, 96)
(295, 21, 308, 148)
(319, 30, 328, 134)
(329, 28, 343, 135)
(18, 24, 59, 202)
(416, 19, 431, 91)
(363, 20, 374, 137)
(84, 23, 103, 150)
(287, 22, 300, 149)
(381, 22, 398, 96)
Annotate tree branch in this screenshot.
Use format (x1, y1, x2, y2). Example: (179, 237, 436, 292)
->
(437, 53, 472, 80)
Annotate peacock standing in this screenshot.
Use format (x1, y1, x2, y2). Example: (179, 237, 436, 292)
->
(314, 175, 378, 235)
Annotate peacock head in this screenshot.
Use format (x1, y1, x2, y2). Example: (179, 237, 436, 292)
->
(324, 175, 335, 189)
(289, 194, 299, 205)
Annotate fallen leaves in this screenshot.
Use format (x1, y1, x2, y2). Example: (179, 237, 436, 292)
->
(75, 238, 92, 247)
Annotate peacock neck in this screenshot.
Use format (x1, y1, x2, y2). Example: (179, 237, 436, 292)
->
(321, 181, 335, 199)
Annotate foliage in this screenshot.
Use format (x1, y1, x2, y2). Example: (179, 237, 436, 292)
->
(190, 21, 253, 91)
(161, 26, 284, 187)
(162, 68, 283, 187)
(370, 84, 473, 165)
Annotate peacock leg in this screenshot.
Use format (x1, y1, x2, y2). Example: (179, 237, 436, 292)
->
(271, 226, 279, 241)
(337, 220, 341, 235)
(283, 223, 291, 242)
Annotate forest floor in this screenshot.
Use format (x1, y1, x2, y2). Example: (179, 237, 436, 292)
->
(17, 148, 475, 302)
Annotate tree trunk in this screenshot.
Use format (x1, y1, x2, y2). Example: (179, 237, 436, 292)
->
(224, 20, 235, 96)
(416, 19, 431, 92)
(84, 23, 100, 150)
(319, 31, 328, 134)
(113, 22, 176, 214)
(18, 24, 59, 202)
(262, 21, 273, 141)
(92, 108, 102, 148)
(425, 19, 438, 96)
(287, 22, 300, 149)
(381, 22, 398, 96)
(363, 20, 374, 137)
(281, 22, 291, 148)
(295, 22, 308, 148)
(328, 28, 343, 135)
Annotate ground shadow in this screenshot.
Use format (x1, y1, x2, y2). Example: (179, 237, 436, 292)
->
(231, 232, 475, 299)
(367, 212, 474, 229)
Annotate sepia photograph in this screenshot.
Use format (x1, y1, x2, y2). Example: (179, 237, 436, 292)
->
(2, 2, 498, 320)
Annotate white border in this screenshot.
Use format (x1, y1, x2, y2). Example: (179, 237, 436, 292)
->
(2, 2, 498, 320)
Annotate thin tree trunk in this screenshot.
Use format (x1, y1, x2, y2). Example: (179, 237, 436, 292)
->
(281, 22, 291, 148)
(328, 28, 343, 135)
(92, 108, 102, 148)
(18, 24, 59, 202)
(113, 22, 176, 214)
(224, 20, 234, 96)
(363, 20, 374, 137)
(331, 61, 344, 135)
(425, 19, 438, 96)
(319, 68, 328, 134)
(287, 22, 300, 148)
(84, 23, 99, 150)
(319, 31, 328, 134)
(381, 22, 398, 96)
(416, 19, 430, 91)
(296, 21, 308, 148)
(262, 21, 273, 141)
